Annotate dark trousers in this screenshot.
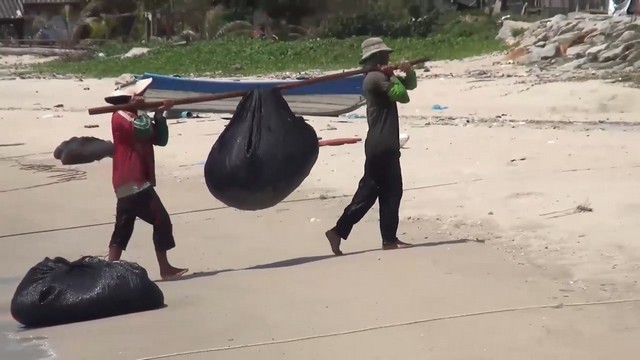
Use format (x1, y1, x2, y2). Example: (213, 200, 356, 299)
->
(109, 187, 176, 252)
(333, 151, 403, 244)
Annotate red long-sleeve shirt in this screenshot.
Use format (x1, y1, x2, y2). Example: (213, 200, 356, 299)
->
(111, 110, 168, 198)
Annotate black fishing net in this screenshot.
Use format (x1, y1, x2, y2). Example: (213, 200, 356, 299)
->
(11, 256, 164, 328)
(204, 88, 319, 210)
(53, 136, 113, 165)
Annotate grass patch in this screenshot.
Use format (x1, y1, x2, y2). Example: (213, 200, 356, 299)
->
(33, 17, 505, 78)
(511, 27, 527, 38)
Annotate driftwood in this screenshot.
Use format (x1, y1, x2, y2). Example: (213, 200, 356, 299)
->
(0, 47, 88, 57)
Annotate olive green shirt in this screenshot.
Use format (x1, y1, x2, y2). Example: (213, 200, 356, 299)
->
(362, 69, 417, 156)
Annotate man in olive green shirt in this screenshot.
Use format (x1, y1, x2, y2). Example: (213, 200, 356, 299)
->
(326, 37, 417, 256)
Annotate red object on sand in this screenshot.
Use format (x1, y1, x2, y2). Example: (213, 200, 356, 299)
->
(318, 137, 362, 147)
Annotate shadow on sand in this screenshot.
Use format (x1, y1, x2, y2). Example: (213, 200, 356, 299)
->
(157, 239, 480, 283)
(6, 240, 479, 331)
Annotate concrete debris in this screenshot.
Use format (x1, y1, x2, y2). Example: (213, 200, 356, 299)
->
(498, 12, 640, 73)
(121, 47, 151, 59)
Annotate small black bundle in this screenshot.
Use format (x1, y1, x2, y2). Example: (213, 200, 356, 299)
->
(11, 256, 164, 328)
(53, 136, 114, 165)
(204, 88, 319, 210)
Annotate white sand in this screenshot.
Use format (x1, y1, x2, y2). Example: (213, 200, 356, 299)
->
(0, 53, 639, 359)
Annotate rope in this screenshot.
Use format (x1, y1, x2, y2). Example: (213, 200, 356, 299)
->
(135, 298, 640, 360)
(0, 179, 482, 239)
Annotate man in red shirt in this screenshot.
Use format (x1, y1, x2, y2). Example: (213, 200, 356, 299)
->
(104, 76, 188, 280)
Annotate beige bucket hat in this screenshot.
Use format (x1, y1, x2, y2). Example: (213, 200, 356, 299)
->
(104, 74, 153, 105)
(359, 37, 393, 64)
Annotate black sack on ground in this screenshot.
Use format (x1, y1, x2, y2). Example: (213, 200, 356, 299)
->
(53, 136, 114, 165)
(204, 88, 319, 210)
(10, 256, 164, 328)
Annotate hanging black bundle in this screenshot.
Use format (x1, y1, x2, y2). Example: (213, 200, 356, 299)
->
(10, 256, 164, 328)
(204, 88, 319, 210)
(53, 136, 114, 165)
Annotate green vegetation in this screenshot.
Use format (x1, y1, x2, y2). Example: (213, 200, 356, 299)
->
(510, 27, 527, 38)
(33, 14, 505, 78)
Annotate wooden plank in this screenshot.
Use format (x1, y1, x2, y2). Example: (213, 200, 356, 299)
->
(0, 46, 87, 57)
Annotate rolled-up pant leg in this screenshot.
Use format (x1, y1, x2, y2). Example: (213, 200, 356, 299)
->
(109, 187, 175, 252)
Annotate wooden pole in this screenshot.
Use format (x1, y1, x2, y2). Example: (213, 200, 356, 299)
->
(87, 58, 428, 116)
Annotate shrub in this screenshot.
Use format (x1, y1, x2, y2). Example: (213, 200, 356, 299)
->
(321, 9, 440, 39)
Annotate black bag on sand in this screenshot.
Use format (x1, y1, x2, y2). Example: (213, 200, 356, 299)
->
(204, 88, 319, 210)
(53, 136, 114, 165)
(11, 256, 164, 328)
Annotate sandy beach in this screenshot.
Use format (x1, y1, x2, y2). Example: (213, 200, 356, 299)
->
(1, 52, 640, 360)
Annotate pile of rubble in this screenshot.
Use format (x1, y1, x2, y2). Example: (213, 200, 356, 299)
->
(497, 12, 640, 72)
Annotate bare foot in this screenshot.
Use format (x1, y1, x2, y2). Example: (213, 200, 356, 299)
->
(382, 240, 413, 250)
(160, 267, 189, 281)
(325, 229, 343, 256)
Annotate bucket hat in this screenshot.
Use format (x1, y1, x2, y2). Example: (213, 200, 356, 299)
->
(359, 37, 393, 64)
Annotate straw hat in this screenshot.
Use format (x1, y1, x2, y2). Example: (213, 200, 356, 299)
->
(359, 37, 393, 64)
(104, 74, 153, 105)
